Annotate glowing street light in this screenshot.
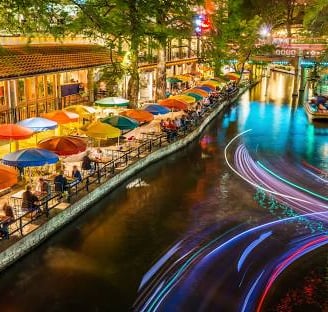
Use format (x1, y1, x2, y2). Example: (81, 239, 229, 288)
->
(259, 25, 271, 38)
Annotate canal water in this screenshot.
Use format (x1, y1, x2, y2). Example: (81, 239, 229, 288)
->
(0, 72, 327, 312)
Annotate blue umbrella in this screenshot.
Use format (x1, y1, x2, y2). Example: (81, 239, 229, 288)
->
(17, 117, 58, 132)
(194, 86, 212, 93)
(144, 104, 170, 115)
(2, 148, 59, 167)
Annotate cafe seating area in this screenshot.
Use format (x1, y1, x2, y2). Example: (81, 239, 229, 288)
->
(0, 78, 242, 248)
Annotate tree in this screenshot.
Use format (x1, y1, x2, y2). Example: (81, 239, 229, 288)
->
(304, 0, 328, 35)
(204, 0, 274, 83)
(0, 0, 151, 107)
(241, 0, 307, 40)
(0, 0, 202, 105)
(146, 0, 200, 101)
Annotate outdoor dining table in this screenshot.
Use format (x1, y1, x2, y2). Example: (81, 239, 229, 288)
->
(10, 189, 48, 216)
(141, 131, 162, 139)
(107, 146, 132, 159)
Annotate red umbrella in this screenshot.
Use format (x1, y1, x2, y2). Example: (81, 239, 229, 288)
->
(37, 136, 87, 156)
(0, 124, 34, 140)
(158, 98, 188, 111)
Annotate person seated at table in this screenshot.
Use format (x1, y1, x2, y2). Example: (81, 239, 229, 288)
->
(38, 177, 50, 195)
(159, 119, 166, 131)
(93, 148, 103, 161)
(54, 171, 68, 193)
(72, 165, 82, 182)
(82, 151, 93, 171)
(0, 202, 14, 239)
(22, 185, 40, 212)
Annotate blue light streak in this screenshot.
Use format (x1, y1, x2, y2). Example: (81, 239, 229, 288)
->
(237, 231, 272, 272)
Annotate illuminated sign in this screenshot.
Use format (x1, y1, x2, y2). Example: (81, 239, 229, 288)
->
(275, 49, 297, 56)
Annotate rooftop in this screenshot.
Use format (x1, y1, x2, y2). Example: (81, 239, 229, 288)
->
(0, 44, 116, 80)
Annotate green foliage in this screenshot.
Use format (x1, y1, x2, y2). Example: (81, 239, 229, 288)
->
(304, 0, 328, 35)
(203, 0, 274, 78)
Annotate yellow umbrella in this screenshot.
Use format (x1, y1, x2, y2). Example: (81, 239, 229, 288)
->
(174, 75, 190, 82)
(169, 94, 196, 104)
(65, 105, 96, 118)
(83, 121, 121, 139)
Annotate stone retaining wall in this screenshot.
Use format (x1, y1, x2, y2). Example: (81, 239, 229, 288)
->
(0, 87, 248, 271)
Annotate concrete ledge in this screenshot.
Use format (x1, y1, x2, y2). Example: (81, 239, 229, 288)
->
(0, 87, 248, 271)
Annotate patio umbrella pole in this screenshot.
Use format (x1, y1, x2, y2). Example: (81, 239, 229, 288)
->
(29, 167, 32, 185)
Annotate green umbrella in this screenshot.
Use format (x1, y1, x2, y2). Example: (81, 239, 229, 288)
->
(95, 97, 129, 107)
(185, 92, 203, 101)
(166, 77, 182, 83)
(101, 115, 139, 130)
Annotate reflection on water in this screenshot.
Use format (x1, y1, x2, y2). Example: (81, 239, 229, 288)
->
(0, 72, 327, 311)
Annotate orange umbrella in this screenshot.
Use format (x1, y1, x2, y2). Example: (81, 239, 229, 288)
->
(120, 109, 154, 123)
(37, 136, 87, 156)
(0, 124, 34, 140)
(42, 110, 79, 124)
(185, 88, 209, 97)
(169, 95, 196, 104)
(158, 98, 188, 111)
(0, 164, 18, 189)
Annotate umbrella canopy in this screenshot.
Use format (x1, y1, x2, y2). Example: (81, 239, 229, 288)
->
(65, 105, 96, 117)
(101, 115, 139, 130)
(169, 94, 196, 104)
(0, 164, 18, 189)
(42, 110, 79, 124)
(17, 117, 58, 132)
(144, 104, 170, 115)
(0, 124, 34, 140)
(201, 80, 221, 87)
(94, 97, 129, 107)
(37, 136, 87, 156)
(120, 109, 154, 123)
(186, 88, 209, 97)
(166, 77, 182, 83)
(185, 92, 203, 101)
(211, 76, 229, 82)
(2, 148, 59, 167)
(224, 72, 241, 80)
(194, 86, 213, 93)
(83, 121, 121, 139)
(174, 75, 190, 82)
(189, 71, 202, 76)
(158, 98, 188, 111)
(199, 83, 216, 90)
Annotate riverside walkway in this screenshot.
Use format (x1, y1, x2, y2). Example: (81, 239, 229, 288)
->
(0, 82, 252, 271)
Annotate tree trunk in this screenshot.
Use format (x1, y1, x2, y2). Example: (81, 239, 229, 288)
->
(127, 38, 139, 108)
(155, 45, 166, 101)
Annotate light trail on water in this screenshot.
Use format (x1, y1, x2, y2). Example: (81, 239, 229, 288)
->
(133, 130, 328, 312)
